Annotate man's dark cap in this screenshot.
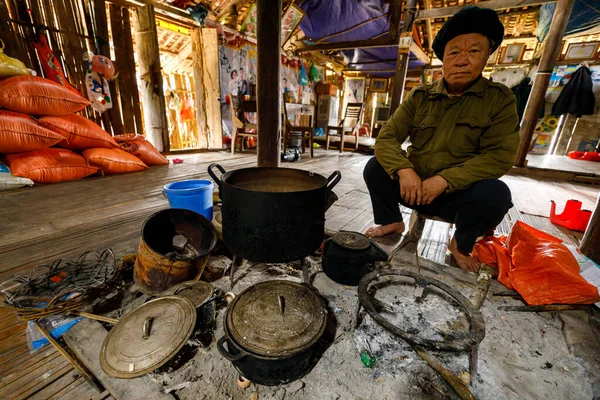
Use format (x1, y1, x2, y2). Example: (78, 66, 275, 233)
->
(432, 6, 504, 61)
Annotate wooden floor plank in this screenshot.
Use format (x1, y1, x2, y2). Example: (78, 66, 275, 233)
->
(0, 357, 68, 399)
(28, 368, 82, 400)
(0, 346, 59, 387)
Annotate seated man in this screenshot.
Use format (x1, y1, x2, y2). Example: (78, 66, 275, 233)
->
(364, 6, 519, 272)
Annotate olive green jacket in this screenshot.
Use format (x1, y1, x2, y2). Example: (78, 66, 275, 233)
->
(375, 77, 519, 193)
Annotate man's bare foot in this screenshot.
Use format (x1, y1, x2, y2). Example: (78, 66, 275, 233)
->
(365, 222, 405, 238)
(448, 236, 480, 273)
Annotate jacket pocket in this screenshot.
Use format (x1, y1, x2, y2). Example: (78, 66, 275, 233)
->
(410, 115, 438, 149)
(454, 115, 491, 152)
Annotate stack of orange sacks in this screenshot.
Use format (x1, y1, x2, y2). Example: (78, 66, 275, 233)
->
(0, 76, 168, 184)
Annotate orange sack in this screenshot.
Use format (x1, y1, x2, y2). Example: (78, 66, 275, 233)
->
(473, 221, 600, 305)
(0, 76, 90, 115)
(38, 114, 118, 151)
(82, 148, 148, 174)
(114, 134, 169, 165)
(5, 148, 99, 184)
(0, 110, 63, 153)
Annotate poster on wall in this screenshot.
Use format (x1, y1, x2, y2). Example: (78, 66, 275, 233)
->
(219, 43, 257, 101)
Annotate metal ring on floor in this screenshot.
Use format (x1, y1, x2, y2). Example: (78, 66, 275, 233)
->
(357, 269, 485, 352)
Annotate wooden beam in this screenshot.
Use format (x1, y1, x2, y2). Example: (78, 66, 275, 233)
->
(305, 51, 346, 72)
(514, 0, 574, 166)
(391, 0, 418, 114)
(256, 0, 282, 167)
(163, 41, 192, 73)
(410, 41, 430, 64)
(134, 4, 170, 152)
(581, 194, 600, 264)
(415, 0, 557, 20)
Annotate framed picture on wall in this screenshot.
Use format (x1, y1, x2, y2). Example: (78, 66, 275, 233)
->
(240, 4, 257, 38)
(499, 44, 525, 64)
(344, 77, 365, 103)
(281, 4, 305, 46)
(565, 42, 600, 60)
(523, 49, 534, 61)
(370, 78, 388, 93)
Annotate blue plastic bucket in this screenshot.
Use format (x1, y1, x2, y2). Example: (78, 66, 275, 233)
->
(163, 180, 215, 221)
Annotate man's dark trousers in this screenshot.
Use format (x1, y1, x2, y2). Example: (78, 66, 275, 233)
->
(363, 157, 513, 254)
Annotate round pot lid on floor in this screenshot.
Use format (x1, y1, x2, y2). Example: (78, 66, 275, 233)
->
(226, 280, 327, 357)
(160, 280, 214, 308)
(100, 296, 196, 378)
(332, 231, 371, 250)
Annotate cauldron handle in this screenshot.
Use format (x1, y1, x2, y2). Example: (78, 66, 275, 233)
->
(326, 171, 342, 191)
(208, 163, 227, 187)
(217, 335, 247, 361)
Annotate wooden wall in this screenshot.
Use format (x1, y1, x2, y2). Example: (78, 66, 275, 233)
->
(0, 0, 141, 136)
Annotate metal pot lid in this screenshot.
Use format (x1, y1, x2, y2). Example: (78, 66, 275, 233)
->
(332, 231, 371, 250)
(159, 280, 214, 308)
(100, 296, 196, 378)
(227, 280, 327, 357)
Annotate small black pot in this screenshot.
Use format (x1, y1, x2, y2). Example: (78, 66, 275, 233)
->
(217, 331, 321, 386)
(322, 231, 389, 286)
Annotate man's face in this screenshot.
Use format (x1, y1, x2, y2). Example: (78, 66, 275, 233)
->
(240, 70, 245, 79)
(442, 33, 491, 93)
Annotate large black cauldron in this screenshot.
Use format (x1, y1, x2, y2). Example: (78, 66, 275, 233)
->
(208, 164, 341, 263)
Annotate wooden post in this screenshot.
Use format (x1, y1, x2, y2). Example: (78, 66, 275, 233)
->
(581, 195, 600, 264)
(256, 0, 282, 167)
(390, 0, 418, 114)
(134, 5, 169, 152)
(514, 0, 575, 167)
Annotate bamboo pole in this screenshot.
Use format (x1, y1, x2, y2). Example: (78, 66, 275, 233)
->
(390, 0, 418, 114)
(514, 0, 575, 166)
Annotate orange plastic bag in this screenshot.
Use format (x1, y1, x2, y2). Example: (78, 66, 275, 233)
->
(114, 134, 168, 165)
(473, 221, 600, 305)
(82, 148, 148, 175)
(5, 148, 99, 184)
(0, 76, 90, 115)
(0, 110, 63, 153)
(38, 114, 118, 151)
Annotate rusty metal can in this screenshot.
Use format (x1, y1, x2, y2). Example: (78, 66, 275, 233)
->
(134, 209, 218, 294)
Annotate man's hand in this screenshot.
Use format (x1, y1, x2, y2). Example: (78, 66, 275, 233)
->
(421, 175, 448, 205)
(397, 168, 422, 206)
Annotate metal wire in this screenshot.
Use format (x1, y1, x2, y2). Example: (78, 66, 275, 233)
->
(0, 249, 124, 321)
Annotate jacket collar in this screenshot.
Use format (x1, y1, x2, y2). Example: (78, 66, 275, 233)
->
(429, 76, 486, 98)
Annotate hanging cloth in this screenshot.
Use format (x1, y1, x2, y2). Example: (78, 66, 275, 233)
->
(552, 66, 595, 117)
(33, 31, 80, 94)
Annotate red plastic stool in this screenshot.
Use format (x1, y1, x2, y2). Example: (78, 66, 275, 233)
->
(550, 199, 592, 232)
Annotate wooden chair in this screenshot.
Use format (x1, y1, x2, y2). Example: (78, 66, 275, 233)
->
(229, 94, 258, 154)
(326, 102, 364, 153)
(282, 98, 314, 158)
